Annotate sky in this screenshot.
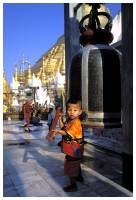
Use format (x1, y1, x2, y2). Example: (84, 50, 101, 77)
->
(3, 3, 121, 85)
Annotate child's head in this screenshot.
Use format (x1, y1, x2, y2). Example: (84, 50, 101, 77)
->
(66, 99, 82, 120)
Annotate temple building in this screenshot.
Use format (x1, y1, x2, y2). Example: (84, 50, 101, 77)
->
(3, 3, 121, 112)
(6, 36, 65, 110)
(3, 70, 12, 113)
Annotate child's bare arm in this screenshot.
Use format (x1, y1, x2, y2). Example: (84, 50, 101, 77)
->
(49, 129, 66, 135)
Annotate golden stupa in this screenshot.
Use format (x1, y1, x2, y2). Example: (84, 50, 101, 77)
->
(15, 4, 109, 88)
(23, 35, 65, 87)
(3, 69, 12, 110)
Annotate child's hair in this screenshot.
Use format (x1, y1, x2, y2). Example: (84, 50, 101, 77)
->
(66, 98, 87, 121)
(66, 98, 81, 109)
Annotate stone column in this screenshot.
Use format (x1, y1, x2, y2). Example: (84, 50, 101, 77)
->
(64, 3, 81, 99)
(121, 3, 133, 191)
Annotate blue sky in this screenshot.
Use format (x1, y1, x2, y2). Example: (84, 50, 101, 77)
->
(3, 3, 121, 84)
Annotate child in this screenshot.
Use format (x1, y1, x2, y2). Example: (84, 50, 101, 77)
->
(47, 99, 84, 192)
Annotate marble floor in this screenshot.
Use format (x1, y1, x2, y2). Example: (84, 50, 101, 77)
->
(3, 120, 132, 197)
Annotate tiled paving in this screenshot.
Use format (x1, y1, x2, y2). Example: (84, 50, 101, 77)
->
(3, 120, 132, 197)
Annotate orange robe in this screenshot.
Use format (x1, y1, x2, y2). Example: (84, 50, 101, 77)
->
(64, 118, 83, 139)
(23, 102, 32, 128)
(62, 118, 83, 158)
(63, 118, 84, 177)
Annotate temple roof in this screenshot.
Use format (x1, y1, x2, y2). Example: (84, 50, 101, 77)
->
(24, 35, 65, 83)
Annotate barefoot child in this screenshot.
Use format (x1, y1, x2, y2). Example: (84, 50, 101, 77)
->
(47, 99, 84, 192)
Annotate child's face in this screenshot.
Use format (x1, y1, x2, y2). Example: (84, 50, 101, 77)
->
(67, 103, 82, 120)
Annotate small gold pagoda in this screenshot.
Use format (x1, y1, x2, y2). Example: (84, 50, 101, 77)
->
(3, 69, 12, 110)
(19, 36, 65, 90)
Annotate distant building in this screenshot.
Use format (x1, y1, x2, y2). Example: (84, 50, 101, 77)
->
(9, 36, 65, 109)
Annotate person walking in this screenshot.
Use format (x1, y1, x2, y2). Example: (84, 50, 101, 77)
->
(23, 99, 32, 132)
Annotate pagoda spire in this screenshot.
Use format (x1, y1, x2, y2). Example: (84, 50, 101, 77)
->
(19, 65, 25, 82)
(27, 63, 32, 83)
(3, 68, 12, 107)
(14, 64, 18, 82)
(3, 68, 9, 92)
(19, 55, 25, 82)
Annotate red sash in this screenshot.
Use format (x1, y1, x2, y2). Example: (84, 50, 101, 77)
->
(63, 140, 82, 158)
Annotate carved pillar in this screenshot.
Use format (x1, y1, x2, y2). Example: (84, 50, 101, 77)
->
(64, 3, 80, 99)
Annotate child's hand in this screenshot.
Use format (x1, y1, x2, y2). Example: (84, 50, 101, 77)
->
(46, 133, 55, 141)
(48, 129, 65, 136)
(46, 129, 59, 141)
(48, 130, 56, 134)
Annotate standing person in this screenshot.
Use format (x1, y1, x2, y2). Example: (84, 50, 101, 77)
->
(47, 107, 54, 131)
(23, 99, 32, 132)
(47, 99, 84, 192)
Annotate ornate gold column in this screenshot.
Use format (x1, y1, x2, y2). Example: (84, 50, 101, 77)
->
(3, 69, 12, 108)
(19, 66, 25, 83)
(14, 64, 18, 82)
(27, 63, 32, 85)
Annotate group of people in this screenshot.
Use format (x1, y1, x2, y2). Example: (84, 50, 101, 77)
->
(23, 100, 45, 131)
